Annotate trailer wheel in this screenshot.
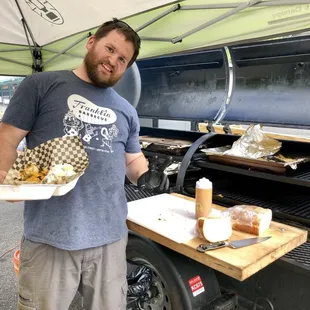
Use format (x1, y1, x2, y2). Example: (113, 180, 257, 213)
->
(127, 233, 192, 310)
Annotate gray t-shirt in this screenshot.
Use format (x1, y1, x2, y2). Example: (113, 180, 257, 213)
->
(2, 70, 141, 250)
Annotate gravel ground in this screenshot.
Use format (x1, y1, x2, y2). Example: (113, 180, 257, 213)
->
(0, 201, 23, 309)
(0, 201, 83, 310)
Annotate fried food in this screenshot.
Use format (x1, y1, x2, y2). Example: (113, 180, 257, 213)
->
(18, 164, 49, 183)
(16, 163, 76, 184)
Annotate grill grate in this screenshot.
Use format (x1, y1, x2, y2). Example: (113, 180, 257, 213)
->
(125, 184, 155, 202)
(283, 241, 310, 267)
(211, 181, 310, 268)
(212, 178, 310, 221)
(291, 169, 310, 181)
(214, 188, 310, 221)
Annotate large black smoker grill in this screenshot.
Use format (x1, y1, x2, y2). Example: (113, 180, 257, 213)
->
(124, 35, 310, 310)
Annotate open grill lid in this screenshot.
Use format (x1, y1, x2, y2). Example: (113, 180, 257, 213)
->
(135, 35, 310, 130)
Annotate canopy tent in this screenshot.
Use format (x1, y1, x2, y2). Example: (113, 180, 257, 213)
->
(2, 0, 310, 76)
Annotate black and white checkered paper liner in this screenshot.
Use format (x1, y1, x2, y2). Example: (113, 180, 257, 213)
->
(4, 136, 89, 184)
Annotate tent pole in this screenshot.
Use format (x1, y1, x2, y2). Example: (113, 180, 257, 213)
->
(15, 0, 42, 72)
(138, 37, 173, 42)
(181, 1, 310, 10)
(0, 48, 30, 53)
(42, 33, 91, 68)
(135, 4, 180, 32)
(41, 48, 84, 59)
(172, 0, 263, 43)
(0, 56, 32, 68)
(21, 20, 41, 72)
(139, 0, 268, 44)
(15, 0, 37, 48)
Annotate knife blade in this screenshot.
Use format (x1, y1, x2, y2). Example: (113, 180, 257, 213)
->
(196, 236, 271, 253)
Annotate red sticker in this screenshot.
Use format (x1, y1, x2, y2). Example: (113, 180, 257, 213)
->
(188, 275, 205, 297)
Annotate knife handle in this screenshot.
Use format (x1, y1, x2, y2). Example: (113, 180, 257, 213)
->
(196, 241, 228, 253)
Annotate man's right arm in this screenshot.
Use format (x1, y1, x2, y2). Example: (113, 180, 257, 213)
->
(0, 123, 29, 183)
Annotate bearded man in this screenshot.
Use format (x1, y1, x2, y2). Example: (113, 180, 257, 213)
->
(0, 18, 168, 310)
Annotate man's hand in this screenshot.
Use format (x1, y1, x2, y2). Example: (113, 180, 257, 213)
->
(0, 170, 7, 184)
(0, 170, 23, 203)
(0, 123, 29, 203)
(137, 156, 173, 192)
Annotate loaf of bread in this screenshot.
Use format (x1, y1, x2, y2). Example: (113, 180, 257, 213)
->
(228, 205, 272, 235)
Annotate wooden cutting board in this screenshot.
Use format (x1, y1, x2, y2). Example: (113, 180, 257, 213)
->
(127, 193, 308, 281)
(127, 194, 224, 243)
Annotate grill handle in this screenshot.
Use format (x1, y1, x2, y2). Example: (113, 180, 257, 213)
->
(174, 132, 216, 193)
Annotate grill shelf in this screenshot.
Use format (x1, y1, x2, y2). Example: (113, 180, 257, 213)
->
(195, 160, 310, 188)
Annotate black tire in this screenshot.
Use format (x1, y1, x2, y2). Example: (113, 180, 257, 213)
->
(126, 232, 192, 310)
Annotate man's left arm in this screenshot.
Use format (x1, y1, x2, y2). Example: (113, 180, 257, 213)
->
(126, 152, 172, 191)
(124, 109, 170, 191)
(125, 152, 148, 185)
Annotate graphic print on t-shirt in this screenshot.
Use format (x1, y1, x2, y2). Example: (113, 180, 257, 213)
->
(63, 94, 119, 153)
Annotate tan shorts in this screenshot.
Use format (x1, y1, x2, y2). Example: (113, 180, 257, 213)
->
(17, 235, 128, 310)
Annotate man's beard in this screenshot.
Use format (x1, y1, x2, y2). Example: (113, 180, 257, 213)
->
(84, 50, 122, 88)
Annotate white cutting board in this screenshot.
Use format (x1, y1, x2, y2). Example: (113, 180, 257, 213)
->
(127, 194, 220, 243)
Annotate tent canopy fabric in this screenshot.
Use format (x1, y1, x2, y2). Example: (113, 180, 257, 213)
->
(2, 0, 310, 76)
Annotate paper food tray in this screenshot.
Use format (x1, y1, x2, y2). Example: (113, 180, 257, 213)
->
(0, 136, 88, 201)
(0, 175, 83, 200)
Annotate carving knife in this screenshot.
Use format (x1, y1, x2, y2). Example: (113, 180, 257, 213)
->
(196, 236, 271, 253)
